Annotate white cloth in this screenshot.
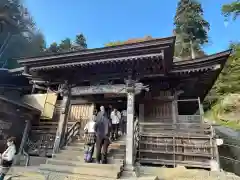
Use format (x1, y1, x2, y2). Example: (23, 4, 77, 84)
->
(111, 111, 121, 124)
(2, 144, 16, 161)
(84, 120, 96, 133)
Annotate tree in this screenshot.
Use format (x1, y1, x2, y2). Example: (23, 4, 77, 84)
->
(75, 33, 87, 49)
(47, 42, 59, 53)
(59, 38, 72, 52)
(0, 0, 46, 69)
(174, 0, 210, 59)
(222, 0, 240, 20)
(214, 43, 240, 95)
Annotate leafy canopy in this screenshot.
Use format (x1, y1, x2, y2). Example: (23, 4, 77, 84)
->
(174, 0, 209, 59)
(222, 0, 240, 20)
(0, 0, 46, 69)
(47, 33, 87, 54)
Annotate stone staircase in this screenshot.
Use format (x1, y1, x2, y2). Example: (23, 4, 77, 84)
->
(6, 137, 125, 180)
(6, 136, 159, 180)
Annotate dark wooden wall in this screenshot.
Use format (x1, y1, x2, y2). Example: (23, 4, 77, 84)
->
(0, 98, 37, 153)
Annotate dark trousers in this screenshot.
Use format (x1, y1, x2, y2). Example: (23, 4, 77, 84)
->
(95, 136, 110, 164)
(112, 124, 119, 140)
(121, 121, 127, 134)
(0, 160, 12, 180)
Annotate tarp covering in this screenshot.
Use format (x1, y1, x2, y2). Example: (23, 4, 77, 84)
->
(22, 93, 57, 119)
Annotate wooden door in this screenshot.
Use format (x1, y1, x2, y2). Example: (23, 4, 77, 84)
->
(143, 100, 173, 123)
(68, 103, 94, 129)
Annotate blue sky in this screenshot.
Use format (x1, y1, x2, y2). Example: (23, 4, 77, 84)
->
(24, 0, 239, 54)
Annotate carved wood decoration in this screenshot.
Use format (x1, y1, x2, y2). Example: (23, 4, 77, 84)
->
(69, 104, 94, 129)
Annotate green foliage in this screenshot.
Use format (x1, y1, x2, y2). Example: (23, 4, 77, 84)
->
(59, 38, 72, 52)
(46, 33, 87, 53)
(75, 33, 87, 49)
(47, 42, 59, 53)
(214, 43, 240, 95)
(0, 0, 46, 69)
(222, 0, 240, 20)
(105, 41, 124, 47)
(174, 0, 209, 59)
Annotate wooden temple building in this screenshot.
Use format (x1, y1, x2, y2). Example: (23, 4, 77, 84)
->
(9, 36, 231, 170)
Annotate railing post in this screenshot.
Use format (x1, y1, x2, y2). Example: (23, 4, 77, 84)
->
(52, 85, 71, 156)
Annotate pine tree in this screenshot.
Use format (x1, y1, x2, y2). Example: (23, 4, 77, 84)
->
(75, 33, 87, 49)
(222, 0, 240, 20)
(48, 42, 59, 53)
(0, 0, 46, 69)
(59, 38, 72, 52)
(174, 0, 210, 59)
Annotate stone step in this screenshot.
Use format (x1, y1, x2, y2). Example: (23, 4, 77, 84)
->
(63, 146, 125, 154)
(32, 125, 58, 130)
(60, 149, 125, 160)
(40, 171, 116, 180)
(39, 163, 120, 179)
(46, 159, 123, 170)
(53, 153, 124, 164)
(6, 167, 44, 180)
(120, 175, 160, 180)
(31, 129, 56, 134)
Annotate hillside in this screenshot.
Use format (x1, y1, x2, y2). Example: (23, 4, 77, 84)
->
(205, 43, 240, 129)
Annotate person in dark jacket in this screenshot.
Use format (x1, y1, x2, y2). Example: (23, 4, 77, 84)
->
(94, 106, 112, 164)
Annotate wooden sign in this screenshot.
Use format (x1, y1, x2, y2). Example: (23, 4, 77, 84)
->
(71, 83, 145, 96)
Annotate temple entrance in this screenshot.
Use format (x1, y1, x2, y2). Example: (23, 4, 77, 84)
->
(69, 93, 128, 130)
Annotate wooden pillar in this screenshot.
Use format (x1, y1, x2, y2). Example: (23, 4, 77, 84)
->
(125, 79, 135, 169)
(52, 86, 71, 155)
(14, 119, 31, 165)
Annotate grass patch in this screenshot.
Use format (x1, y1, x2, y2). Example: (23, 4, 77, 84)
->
(205, 103, 240, 130)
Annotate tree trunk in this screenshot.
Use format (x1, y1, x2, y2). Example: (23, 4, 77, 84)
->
(190, 40, 196, 59)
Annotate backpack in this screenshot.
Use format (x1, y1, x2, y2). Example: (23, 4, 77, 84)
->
(84, 145, 93, 162)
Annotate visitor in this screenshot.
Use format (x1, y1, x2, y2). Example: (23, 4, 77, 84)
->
(110, 108, 121, 140)
(0, 137, 16, 180)
(83, 110, 97, 163)
(94, 106, 111, 164)
(121, 109, 127, 135)
(107, 104, 113, 119)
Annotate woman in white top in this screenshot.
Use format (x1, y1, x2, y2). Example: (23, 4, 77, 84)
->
(83, 110, 97, 162)
(0, 137, 16, 180)
(110, 109, 121, 140)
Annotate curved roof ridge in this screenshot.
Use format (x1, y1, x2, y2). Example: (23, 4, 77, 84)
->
(17, 36, 176, 64)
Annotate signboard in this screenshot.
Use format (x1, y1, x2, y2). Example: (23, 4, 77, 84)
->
(71, 84, 126, 95)
(71, 83, 145, 96)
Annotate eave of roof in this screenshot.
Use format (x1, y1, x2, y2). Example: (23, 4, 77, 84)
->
(30, 53, 164, 71)
(172, 50, 231, 73)
(0, 95, 41, 114)
(17, 36, 176, 66)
